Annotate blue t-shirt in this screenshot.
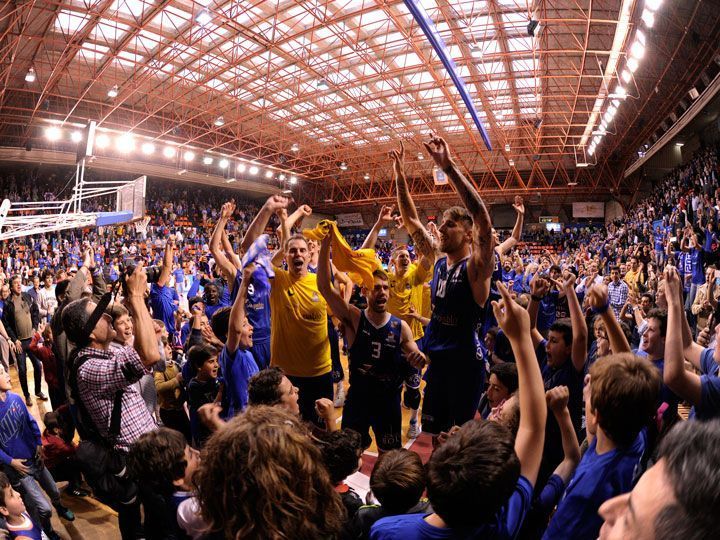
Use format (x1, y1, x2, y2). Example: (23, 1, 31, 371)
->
(219, 345, 259, 419)
(370, 476, 533, 540)
(231, 267, 271, 343)
(690, 347, 720, 420)
(0, 393, 42, 465)
(633, 351, 681, 419)
(150, 284, 178, 336)
(542, 431, 646, 540)
(690, 248, 705, 285)
(537, 291, 558, 331)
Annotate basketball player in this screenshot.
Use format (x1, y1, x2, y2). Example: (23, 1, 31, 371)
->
(391, 137, 495, 436)
(317, 234, 426, 451)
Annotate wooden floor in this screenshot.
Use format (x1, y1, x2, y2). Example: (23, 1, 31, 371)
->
(14, 347, 433, 538)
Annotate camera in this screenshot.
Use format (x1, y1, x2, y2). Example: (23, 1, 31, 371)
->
(120, 262, 162, 284)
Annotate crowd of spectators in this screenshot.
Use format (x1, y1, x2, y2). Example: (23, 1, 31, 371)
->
(0, 140, 718, 540)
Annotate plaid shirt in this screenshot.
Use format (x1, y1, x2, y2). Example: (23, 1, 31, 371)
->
(607, 280, 629, 319)
(76, 345, 156, 452)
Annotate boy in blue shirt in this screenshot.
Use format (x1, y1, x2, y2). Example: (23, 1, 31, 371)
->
(149, 238, 179, 339)
(210, 265, 259, 419)
(371, 282, 547, 540)
(541, 352, 660, 539)
(0, 365, 73, 539)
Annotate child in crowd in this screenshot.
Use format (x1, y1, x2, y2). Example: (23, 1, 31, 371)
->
(154, 337, 191, 442)
(0, 471, 50, 540)
(28, 324, 63, 409)
(319, 429, 364, 520)
(351, 449, 430, 539)
(127, 427, 200, 540)
(541, 352, 660, 539)
(186, 343, 222, 447)
(0, 364, 73, 539)
(40, 411, 87, 497)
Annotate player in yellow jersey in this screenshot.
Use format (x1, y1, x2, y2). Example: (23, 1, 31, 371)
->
(241, 195, 332, 427)
(362, 204, 432, 437)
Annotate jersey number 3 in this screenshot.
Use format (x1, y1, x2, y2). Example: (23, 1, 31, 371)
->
(371, 341, 382, 359)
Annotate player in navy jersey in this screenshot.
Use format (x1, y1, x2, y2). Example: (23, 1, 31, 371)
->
(317, 235, 426, 451)
(391, 137, 495, 435)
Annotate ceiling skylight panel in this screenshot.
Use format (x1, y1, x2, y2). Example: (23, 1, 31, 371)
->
(111, 0, 154, 21)
(115, 50, 144, 66)
(219, 2, 261, 25)
(445, 125, 465, 132)
(456, 0, 487, 16)
(130, 29, 162, 54)
(177, 69, 202, 82)
(502, 12, 526, 35)
(467, 15, 494, 37)
(394, 52, 422, 68)
(520, 107, 538, 116)
(151, 6, 190, 32)
(207, 79, 229, 91)
(507, 36, 533, 52)
(54, 10, 90, 35)
(484, 79, 509, 91)
(477, 61, 504, 75)
(89, 21, 130, 43)
(512, 58, 536, 73)
(515, 76, 540, 89)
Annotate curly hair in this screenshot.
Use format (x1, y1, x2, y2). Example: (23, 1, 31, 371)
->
(195, 406, 345, 539)
(248, 367, 285, 406)
(127, 428, 187, 497)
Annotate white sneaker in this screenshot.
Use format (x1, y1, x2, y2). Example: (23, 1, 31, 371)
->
(407, 421, 420, 439)
(334, 383, 346, 407)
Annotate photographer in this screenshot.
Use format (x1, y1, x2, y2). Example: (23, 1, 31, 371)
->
(61, 262, 160, 539)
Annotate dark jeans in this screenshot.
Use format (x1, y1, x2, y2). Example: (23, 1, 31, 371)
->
(18, 338, 43, 398)
(288, 372, 333, 428)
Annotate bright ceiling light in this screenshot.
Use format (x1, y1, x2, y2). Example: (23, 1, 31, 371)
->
(183, 150, 195, 161)
(107, 85, 119, 98)
(225, 178, 236, 183)
(621, 69, 632, 83)
(265, 170, 273, 178)
(627, 57, 640, 72)
(363, 173, 370, 180)
(614, 85, 627, 98)
(417, 152, 424, 160)
(290, 143, 299, 152)
(218, 158, 229, 169)
(214, 116, 225, 127)
(237, 163, 246, 173)
(508, 159, 515, 167)
(676, 142, 684, 147)
(504, 143, 511, 152)
(25, 67, 36, 83)
(163, 146, 176, 158)
(339, 161, 348, 170)
(95, 133, 110, 149)
(70, 131, 83, 143)
(588, 146, 595, 156)
(196, 11, 212, 27)
(141, 142, 155, 155)
(278, 173, 286, 181)
(593, 135, 602, 145)
(646, 0, 663, 11)
(641, 8, 655, 27)
(116, 134, 135, 153)
(249, 166, 259, 175)
(600, 118, 608, 129)
(630, 40, 645, 60)
(289, 176, 298, 185)
(203, 156, 213, 165)
(45, 126, 62, 141)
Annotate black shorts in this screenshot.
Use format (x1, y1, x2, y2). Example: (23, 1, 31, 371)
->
(421, 349, 486, 434)
(342, 378, 402, 451)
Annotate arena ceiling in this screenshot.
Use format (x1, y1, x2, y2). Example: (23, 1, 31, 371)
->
(0, 0, 719, 211)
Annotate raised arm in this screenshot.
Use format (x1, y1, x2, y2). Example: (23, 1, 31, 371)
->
(423, 136, 495, 306)
(225, 264, 253, 355)
(221, 229, 242, 270)
(493, 281, 546, 486)
(210, 202, 239, 283)
(317, 234, 355, 324)
(556, 272, 587, 372)
(390, 142, 437, 262)
(546, 386, 581, 483)
(156, 237, 175, 288)
(527, 274, 548, 348)
(126, 263, 161, 367)
(361, 204, 395, 250)
(586, 284, 631, 354)
(664, 265, 702, 405)
(241, 195, 289, 252)
(496, 196, 525, 255)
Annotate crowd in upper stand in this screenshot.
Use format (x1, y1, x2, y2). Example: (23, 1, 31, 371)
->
(0, 138, 718, 540)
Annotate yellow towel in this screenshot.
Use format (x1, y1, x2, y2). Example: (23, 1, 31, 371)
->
(303, 220, 381, 288)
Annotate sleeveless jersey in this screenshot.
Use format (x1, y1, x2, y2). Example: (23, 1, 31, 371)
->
(348, 311, 406, 388)
(231, 267, 271, 342)
(426, 257, 483, 356)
